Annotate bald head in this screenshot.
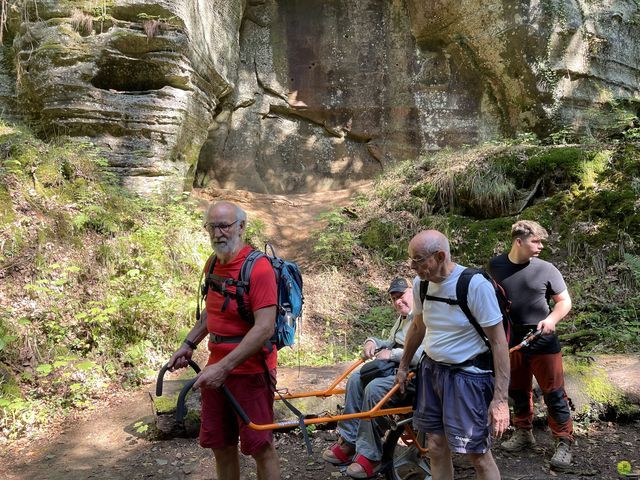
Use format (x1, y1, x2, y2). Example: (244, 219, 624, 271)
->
(409, 230, 451, 259)
(408, 230, 455, 282)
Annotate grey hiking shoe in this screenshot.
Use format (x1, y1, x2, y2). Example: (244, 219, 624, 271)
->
(550, 439, 572, 470)
(501, 428, 536, 452)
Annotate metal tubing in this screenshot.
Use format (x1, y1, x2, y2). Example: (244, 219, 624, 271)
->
(245, 405, 414, 431)
(156, 359, 201, 397)
(274, 358, 363, 400)
(401, 424, 429, 456)
(237, 371, 415, 431)
(509, 329, 543, 353)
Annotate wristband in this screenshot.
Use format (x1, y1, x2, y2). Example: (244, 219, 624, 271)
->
(183, 338, 197, 350)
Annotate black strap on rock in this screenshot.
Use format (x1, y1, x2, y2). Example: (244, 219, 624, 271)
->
(275, 388, 313, 455)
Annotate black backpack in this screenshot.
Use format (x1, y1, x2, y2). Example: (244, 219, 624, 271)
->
(419, 268, 512, 363)
(198, 244, 304, 351)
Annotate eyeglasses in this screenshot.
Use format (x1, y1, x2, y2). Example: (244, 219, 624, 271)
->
(204, 219, 240, 234)
(408, 251, 439, 265)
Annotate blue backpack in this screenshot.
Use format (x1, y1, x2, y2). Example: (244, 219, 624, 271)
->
(199, 244, 304, 351)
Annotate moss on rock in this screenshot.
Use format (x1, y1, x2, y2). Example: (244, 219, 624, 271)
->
(0, 364, 21, 399)
(0, 183, 15, 226)
(35, 157, 63, 187)
(360, 218, 407, 260)
(564, 357, 640, 421)
(152, 393, 179, 414)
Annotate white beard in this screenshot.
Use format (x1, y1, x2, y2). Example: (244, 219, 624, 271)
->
(212, 235, 241, 257)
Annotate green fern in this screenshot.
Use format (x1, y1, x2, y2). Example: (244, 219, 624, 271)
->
(623, 253, 640, 286)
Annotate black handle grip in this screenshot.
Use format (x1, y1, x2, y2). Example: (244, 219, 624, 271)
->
(156, 359, 201, 397)
(174, 382, 249, 426)
(175, 377, 199, 423)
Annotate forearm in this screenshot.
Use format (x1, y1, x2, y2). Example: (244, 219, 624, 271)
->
(215, 307, 276, 374)
(491, 339, 510, 401)
(485, 325, 509, 401)
(398, 319, 425, 371)
(183, 320, 209, 348)
(169, 314, 209, 369)
(545, 298, 572, 326)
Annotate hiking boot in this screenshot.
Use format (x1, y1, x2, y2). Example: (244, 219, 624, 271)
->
(550, 439, 572, 470)
(501, 428, 536, 452)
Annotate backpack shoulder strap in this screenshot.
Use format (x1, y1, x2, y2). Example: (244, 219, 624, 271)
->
(456, 267, 491, 348)
(196, 254, 217, 321)
(239, 249, 269, 290)
(236, 249, 268, 324)
(419, 280, 428, 305)
(208, 254, 217, 275)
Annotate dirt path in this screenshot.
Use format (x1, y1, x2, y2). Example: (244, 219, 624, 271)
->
(193, 183, 371, 265)
(3, 361, 640, 480)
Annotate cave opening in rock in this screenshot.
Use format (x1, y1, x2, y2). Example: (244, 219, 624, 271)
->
(91, 57, 171, 92)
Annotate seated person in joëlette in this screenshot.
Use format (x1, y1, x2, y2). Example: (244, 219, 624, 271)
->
(322, 277, 424, 479)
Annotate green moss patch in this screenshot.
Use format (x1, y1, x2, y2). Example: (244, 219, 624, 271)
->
(152, 394, 179, 414)
(0, 183, 15, 226)
(564, 357, 639, 421)
(360, 218, 407, 260)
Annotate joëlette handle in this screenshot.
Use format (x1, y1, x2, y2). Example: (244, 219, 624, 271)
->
(156, 358, 201, 397)
(220, 384, 251, 425)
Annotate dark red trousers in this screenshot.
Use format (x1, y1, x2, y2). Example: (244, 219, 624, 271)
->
(509, 350, 574, 442)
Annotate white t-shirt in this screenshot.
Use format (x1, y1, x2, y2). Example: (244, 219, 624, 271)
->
(412, 264, 502, 364)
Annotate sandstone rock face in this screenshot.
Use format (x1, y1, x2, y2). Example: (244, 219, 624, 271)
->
(1, 0, 639, 194)
(406, 0, 640, 134)
(195, 0, 423, 193)
(6, 0, 243, 194)
(196, 0, 640, 193)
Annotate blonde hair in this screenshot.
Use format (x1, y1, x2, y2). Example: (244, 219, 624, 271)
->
(511, 220, 548, 240)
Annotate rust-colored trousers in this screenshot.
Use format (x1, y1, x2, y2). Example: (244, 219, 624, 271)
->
(509, 350, 574, 442)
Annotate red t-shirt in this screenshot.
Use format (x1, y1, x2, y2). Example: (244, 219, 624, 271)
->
(206, 245, 278, 374)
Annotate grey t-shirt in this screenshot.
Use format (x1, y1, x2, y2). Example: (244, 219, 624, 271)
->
(489, 254, 567, 353)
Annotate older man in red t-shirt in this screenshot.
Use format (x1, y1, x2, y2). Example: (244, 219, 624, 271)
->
(169, 201, 280, 480)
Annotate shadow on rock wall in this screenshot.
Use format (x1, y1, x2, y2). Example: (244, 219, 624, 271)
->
(1, 0, 639, 195)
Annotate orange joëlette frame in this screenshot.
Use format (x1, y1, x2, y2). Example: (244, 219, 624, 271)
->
(217, 330, 543, 432)
(221, 358, 414, 431)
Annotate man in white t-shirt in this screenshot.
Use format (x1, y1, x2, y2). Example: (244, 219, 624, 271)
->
(396, 230, 510, 480)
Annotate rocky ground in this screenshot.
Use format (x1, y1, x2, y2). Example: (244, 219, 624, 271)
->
(2, 361, 639, 480)
(3, 187, 639, 479)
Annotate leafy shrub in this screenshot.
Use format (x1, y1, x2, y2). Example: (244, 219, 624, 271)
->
(245, 218, 268, 249)
(313, 210, 356, 265)
(0, 123, 208, 438)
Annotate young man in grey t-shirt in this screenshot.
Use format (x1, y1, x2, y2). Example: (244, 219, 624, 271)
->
(489, 220, 574, 470)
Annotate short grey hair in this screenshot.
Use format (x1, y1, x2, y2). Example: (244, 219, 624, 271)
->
(204, 201, 247, 223)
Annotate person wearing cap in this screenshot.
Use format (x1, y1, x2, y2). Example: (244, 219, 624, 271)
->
(322, 277, 424, 479)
